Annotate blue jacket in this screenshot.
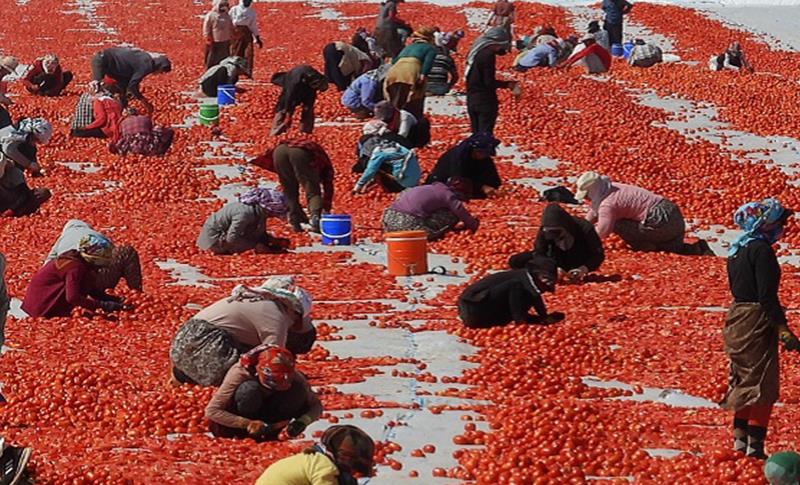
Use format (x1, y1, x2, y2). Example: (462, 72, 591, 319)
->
(516, 44, 558, 71)
(356, 142, 420, 190)
(602, 0, 631, 25)
(341, 73, 380, 111)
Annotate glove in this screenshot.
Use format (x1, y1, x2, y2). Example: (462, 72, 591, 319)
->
(286, 415, 313, 437)
(98, 300, 124, 312)
(247, 420, 267, 436)
(779, 325, 800, 351)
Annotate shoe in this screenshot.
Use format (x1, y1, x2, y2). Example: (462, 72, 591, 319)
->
(290, 221, 303, 233)
(0, 446, 31, 485)
(309, 215, 321, 233)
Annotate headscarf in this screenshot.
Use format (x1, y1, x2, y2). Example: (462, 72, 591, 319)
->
(455, 132, 500, 159)
(78, 234, 114, 267)
(239, 345, 295, 390)
(0, 56, 18, 76)
(42, 54, 59, 74)
(229, 276, 313, 317)
(410, 26, 436, 44)
(465, 27, 511, 80)
(239, 187, 288, 217)
(219, 56, 250, 78)
(151, 54, 172, 73)
(729, 198, 789, 256)
(765, 451, 800, 485)
(311, 425, 375, 476)
(16, 117, 53, 145)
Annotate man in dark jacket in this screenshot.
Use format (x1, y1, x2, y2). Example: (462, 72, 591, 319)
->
(269, 65, 328, 137)
(465, 27, 517, 136)
(90, 47, 172, 114)
(601, 0, 632, 46)
(458, 256, 564, 328)
(508, 203, 604, 281)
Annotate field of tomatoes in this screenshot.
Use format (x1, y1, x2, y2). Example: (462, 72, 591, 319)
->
(0, 0, 799, 483)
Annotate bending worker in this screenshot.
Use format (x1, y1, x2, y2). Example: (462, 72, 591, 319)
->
(90, 47, 172, 114)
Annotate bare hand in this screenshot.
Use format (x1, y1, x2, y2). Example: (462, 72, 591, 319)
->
(247, 420, 267, 435)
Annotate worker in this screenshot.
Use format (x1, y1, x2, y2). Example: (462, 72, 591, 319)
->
(270, 65, 328, 137)
(426, 31, 463, 96)
(627, 39, 663, 68)
(0, 253, 8, 349)
(89, 47, 172, 113)
(561, 37, 611, 74)
(710, 41, 754, 72)
(464, 27, 518, 135)
(602, 0, 633, 46)
(322, 40, 372, 92)
(22, 54, 73, 96)
(384, 26, 437, 119)
(203, 0, 234, 69)
(0, 56, 19, 128)
(0, 118, 53, 217)
(426, 132, 501, 199)
(199, 56, 250, 97)
(340, 64, 390, 118)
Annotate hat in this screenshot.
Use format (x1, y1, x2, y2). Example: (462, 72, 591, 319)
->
(574, 171, 600, 201)
(765, 451, 800, 485)
(0, 56, 19, 75)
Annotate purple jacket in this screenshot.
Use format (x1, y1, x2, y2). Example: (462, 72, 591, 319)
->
(390, 183, 479, 230)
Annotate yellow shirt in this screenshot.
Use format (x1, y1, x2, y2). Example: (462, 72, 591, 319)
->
(255, 452, 340, 485)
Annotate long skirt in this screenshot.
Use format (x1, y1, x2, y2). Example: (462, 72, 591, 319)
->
(112, 127, 174, 156)
(230, 26, 254, 73)
(384, 58, 426, 114)
(613, 198, 686, 253)
(382, 207, 458, 241)
(169, 319, 250, 387)
(720, 303, 780, 411)
(205, 41, 231, 69)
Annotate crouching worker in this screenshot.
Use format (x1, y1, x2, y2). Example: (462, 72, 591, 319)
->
(46, 219, 142, 293)
(575, 171, 714, 255)
(170, 276, 315, 387)
(205, 345, 322, 441)
(197, 187, 290, 255)
(509, 203, 604, 282)
(382, 177, 478, 241)
(458, 256, 564, 328)
(710, 41, 753, 73)
(256, 425, 375, 485)
(199, 56, 250, 97)
(110, 110, 174, 156)
(341, 64, 390, 119)
(561, 37, 611, 74)
(21, 235, 126, 318)
(250, 140, 334, 234)
(627, 39, 663, 68)
(22, 54, 72, 96)
(0, 118, 53, 217)
(353, 137, 420, 194)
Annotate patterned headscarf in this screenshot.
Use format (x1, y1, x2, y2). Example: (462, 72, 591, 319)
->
(410, 26, 436, 44)
(239, 188, 288, 218)
(42, 54, 59, 74)
(729, 198, 789, 256)
(229, 276, 313, 318)
(78, 234, 114, 266)
(16, 117, 53, 145)
(465, 27, 511, 80)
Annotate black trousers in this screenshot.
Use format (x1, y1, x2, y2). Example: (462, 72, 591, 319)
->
(467, 102, 498, 136)
(604, 21, 623, 46)
(323, 43, 350, 92)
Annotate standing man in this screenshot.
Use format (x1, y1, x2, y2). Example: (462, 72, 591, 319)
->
(464, 27, 517, 136)
(203, 0, 234, 69)
(90, 47, 171, 114)
(229, 0, 262, 74)
(601, 0, 632, 47)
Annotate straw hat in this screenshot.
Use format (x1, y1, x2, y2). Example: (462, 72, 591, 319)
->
(574, 171, 600, 201)
(0, 56, 19, 74)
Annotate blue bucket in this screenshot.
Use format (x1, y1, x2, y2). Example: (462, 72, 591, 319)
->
(622, 41, 635, 59)
(610, 43, 624, 57)
(321, 214, 352, 245)
(217, 84, 236, 106)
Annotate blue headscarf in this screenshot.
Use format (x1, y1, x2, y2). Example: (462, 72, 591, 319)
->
(728, 198, 788, 256)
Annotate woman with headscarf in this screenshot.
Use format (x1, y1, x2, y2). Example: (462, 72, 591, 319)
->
(21, 234, 126, 318)
(205, 345, 322, 441)
(197, 187, 289, 255)
(256, 425, 375, 485)
(710, 41, 754, 73)
(465, 27, 517, 136)
(382, 177, 478, 240)
(458, 255, 564, 328)
(69, 88, 123, 142)
(0, 57, 18, 128)
(22, 54, 72, 96)
(426, 132, 501, 199)
(384, 27, 437, 119)
(721, 198, 799, 460)
(203, 0, 234, 69)
(574, 171, 713, 255)
(374, 0, 410, 59)
(199, 56, 250, 97)
(250, 139, 335, 233)
(270, 65, 329, 137)
(0, 118, 53, 217)
(322, 40, 372, 92)
(45, 219, 142, 294)
(170, 277, 315, 387)
(509, 203, 604, 282)
(110, 109, 174, 156)
(229, 0, 262, 71)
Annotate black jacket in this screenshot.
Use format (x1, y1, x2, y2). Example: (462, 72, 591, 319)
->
(272, 65, 326, 111)
(728, 240, 786, 326)
(458, 269, 547, 328)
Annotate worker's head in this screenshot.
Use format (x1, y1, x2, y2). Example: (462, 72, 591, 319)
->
(318, 425, 376, 477)
(78, 234, 115, 267)
(526, 255, 557, 293)
(0, 56, 18, 78)
(574, 171, 609, 203)
(242, 0, 253, 7)
(42, 54, 60, 74)
(733, 198, 792, 246)
(587, 20, 600, 34)
(17, 117, 53, 145)
(152, 55, 172, 74)
(214, 0, 229, 12)
(239, 187, 289, 218)
(765, 451, 800, 485)
(540, 205, 576, 251)
(465, 132, 500, 160)
(728, 41, 742, 54)
(308, 75, 328, 92)
(254, 346, 296, 391)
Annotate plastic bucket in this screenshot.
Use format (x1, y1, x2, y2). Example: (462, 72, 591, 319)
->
(217, 84, 236, 106)
(610, 43, 624, 57)
(321, 214, 352, 245)
(622, 41, 635, 60)
(386, 230, 428, 276)
(199, 103, 219, 126)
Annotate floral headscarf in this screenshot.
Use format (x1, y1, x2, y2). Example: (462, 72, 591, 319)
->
(78, 234, 114, 266)
(729, 198, 789, 256)
(239, 187, 288, 218)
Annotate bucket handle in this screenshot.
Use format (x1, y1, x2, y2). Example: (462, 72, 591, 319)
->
(321, 231, 351, 240)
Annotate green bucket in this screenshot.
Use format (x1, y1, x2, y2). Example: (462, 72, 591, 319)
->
(199, 103, 219, 126)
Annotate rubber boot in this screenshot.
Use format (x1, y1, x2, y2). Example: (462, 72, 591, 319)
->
(746, 425, 768, 459)
(309, 211, 321, 234)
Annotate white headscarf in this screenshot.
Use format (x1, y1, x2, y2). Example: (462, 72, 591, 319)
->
(229, 276, 313, 317)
